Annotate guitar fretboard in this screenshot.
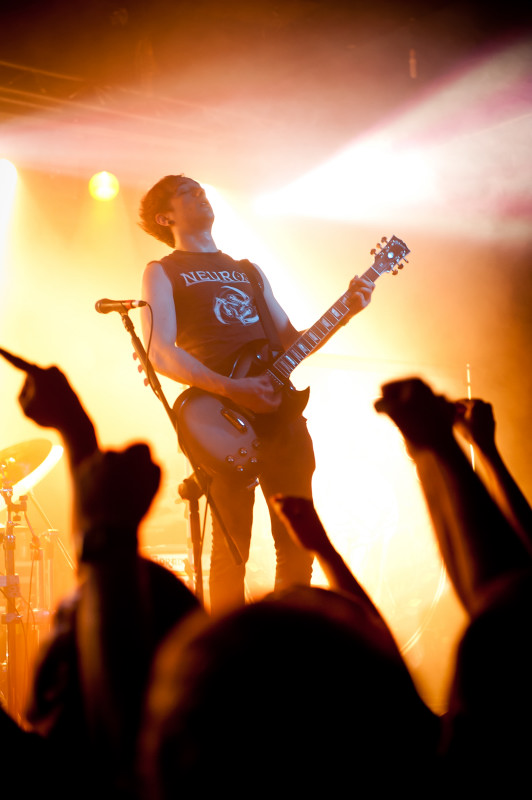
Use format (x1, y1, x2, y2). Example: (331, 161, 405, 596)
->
(268, 236, 409, 384)
(271, 293, 352, 381)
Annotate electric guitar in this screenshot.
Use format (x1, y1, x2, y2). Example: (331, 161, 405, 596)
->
(174, 235, 410, 485)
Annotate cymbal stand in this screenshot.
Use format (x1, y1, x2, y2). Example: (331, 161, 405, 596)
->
(0, 479, 23, 718)
(25, 489, 75, 612)
(116, 310, 242, 604)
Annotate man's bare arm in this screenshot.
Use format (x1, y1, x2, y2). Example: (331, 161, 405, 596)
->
(0, 347, 98, 468)
(141, 261, 375, 412)
(271, 494, 406, 665)
(375, 378, 531, 616)
(454, 398, 532, 555)
(141, 262, 280, 413)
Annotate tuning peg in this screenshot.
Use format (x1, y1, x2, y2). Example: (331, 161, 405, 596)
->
(370, 248, 377, 255)
(398, 264, 403, 269)
(144, 378, 149, 386)
(133, 352, 138, 360)
(392, 269, 398, 276)
(381, 236, 388, 243)
(403, 259, 409, 264)
(137, 364, 143, 373)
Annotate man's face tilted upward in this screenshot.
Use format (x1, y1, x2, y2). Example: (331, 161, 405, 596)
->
(163, 177, 215, 233)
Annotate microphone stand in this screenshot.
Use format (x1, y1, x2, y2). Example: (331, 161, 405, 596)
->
(117, 311, 242, 606)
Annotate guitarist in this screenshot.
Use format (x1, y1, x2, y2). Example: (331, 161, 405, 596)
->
(138, 174, 375, 613)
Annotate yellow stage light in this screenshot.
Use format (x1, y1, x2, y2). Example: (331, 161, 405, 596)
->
(0, 159, 18, 211)
(0, 159, 18, 252)
(0, 158, 17, 184)
(89, 171, 120, 201)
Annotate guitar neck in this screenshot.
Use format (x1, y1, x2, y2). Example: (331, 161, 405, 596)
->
(270, 262, 383, 383)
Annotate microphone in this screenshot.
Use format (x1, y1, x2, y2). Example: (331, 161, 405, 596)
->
(95, 298, 147, 314)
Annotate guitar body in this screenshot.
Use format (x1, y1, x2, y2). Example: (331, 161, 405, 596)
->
(174, 388, 262, 485)
(173, 235, 410, 484)
(229, 340, 311, 431)
(173, 343, 309, 484)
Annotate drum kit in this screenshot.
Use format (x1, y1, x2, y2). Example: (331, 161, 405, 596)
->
(0, 437, 70, 719)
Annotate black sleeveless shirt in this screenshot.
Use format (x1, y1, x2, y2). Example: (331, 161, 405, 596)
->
(157, 250, 268, 375)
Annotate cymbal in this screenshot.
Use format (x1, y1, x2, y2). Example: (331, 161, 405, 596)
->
(0, 438, 52, 486)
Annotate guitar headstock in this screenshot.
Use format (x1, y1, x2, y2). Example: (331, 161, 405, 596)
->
(370, 235, 410, 276)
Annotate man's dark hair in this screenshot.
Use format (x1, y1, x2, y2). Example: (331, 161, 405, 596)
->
(138, 174, 186, 248)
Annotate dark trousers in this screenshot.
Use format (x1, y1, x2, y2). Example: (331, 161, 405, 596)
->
(208, 415, 316, 613)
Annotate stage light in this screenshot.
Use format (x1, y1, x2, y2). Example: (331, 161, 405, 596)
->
(254, 139, 435, 222)
(255, 37, 532, 240)
(0, 158, 18, 212)
(0, 158, 17, 185)
(0, 159, 18, 254)
(89, 171, 120, 201)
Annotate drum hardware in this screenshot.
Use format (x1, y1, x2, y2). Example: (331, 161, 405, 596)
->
(1, 438, 68, 720)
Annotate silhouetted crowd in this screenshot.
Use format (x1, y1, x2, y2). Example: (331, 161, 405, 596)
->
(2, 347, 531, 798)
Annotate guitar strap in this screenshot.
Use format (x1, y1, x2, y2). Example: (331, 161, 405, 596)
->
(239, 259, 283, 357)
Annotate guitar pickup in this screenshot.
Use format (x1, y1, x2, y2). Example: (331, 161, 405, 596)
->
(221, 407, 248, 432)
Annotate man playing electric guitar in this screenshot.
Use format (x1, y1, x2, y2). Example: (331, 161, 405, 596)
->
(138, 174, 375, 613)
